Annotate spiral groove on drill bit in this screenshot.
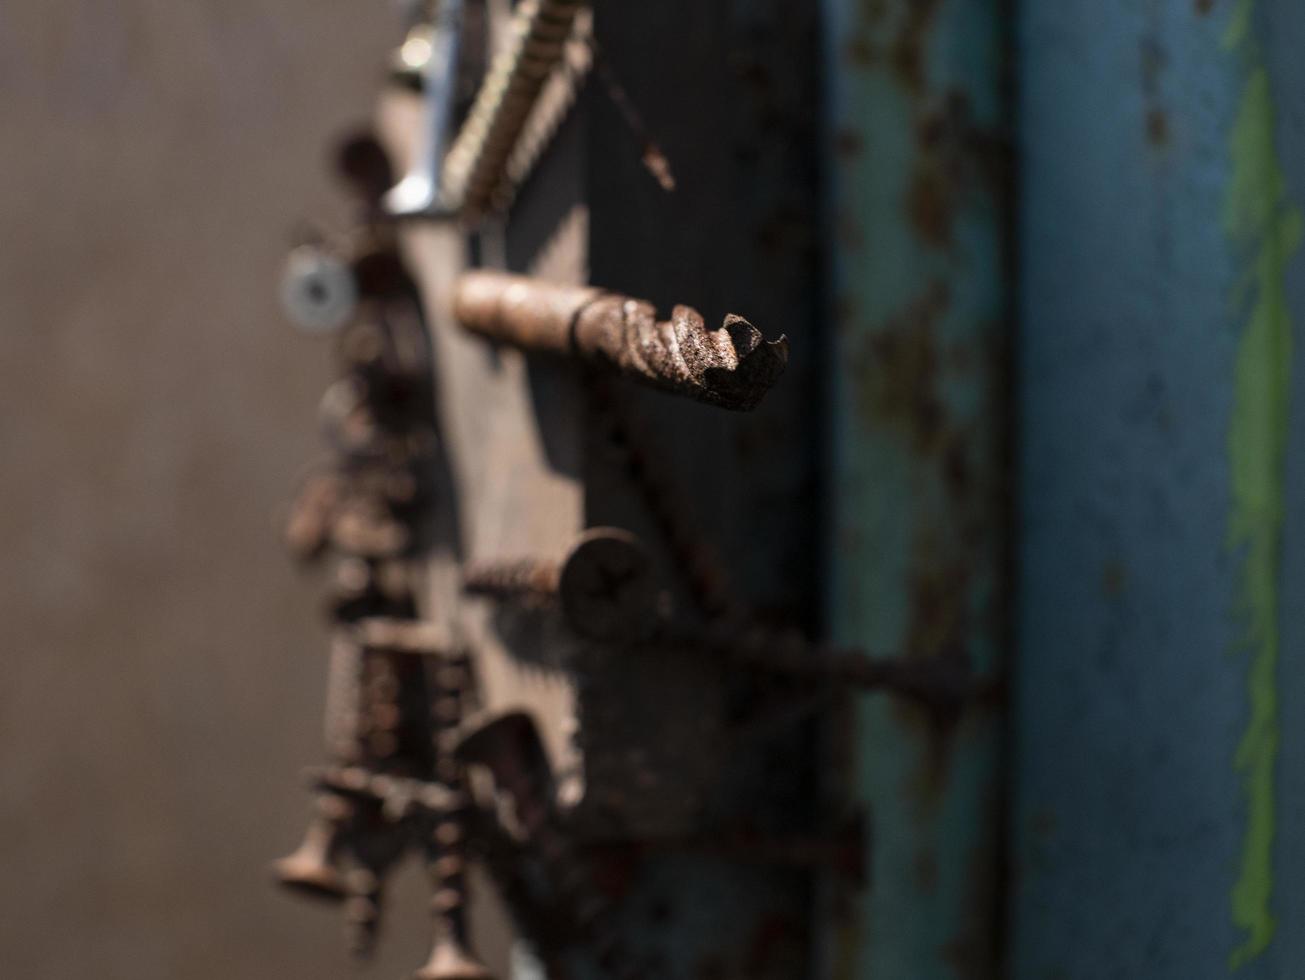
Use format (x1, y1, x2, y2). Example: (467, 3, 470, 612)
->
(453, 271, 789, 410)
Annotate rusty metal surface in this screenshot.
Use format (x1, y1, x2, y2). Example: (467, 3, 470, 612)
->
(454, 271, 788, 410)
(822, 0, 1012, 977)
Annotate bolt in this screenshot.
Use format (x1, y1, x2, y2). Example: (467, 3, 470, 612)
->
(453, 272, 788, 410)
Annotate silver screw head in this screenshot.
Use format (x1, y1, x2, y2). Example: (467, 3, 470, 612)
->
(280, 246, 358, 335)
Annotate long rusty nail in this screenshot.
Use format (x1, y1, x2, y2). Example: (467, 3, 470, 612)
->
(453, 272, 788, 410)
(692, 622, 976, 711)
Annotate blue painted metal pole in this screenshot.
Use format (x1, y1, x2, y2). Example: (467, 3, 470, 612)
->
(822, 2, 1011, 977)
(1012, 1, 1305, 977)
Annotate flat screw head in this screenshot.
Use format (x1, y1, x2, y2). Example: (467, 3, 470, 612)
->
(558, 528, 658, 643)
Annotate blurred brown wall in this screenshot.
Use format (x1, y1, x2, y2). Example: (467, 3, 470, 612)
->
(0, 4, 451, 976)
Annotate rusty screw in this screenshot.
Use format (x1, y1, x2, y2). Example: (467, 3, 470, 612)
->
(412, 650, 495, 980)
(453, 271, 789, 410)
(440, 0, 588, 219)
(463, 528, 661, 642)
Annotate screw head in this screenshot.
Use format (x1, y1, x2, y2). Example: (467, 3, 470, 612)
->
(558, 528, 659, 643)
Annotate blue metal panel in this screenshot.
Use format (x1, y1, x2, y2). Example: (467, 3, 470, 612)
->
(1013, 1, 1304, 976)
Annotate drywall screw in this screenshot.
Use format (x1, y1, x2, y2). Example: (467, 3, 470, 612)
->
(441, 0, 587, 219)
(411, 650, 494, 980)
(453, 271, 789, 411)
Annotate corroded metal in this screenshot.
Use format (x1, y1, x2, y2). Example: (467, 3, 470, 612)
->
(464, 527, 659, 642)
(440, 0, 588, 218)
(412, 650, 494, 980)
(466, 528, 974, 709)
(823, 0, 1012, 976)
(453, 271, 788, 410)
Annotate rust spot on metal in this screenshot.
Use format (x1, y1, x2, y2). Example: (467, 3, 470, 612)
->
(856, 280, 950, 451)
(1146, 107, 1170, 147)
(890, 0, 943, 94)
(855, 276, 1009, 809)
(908, 91, 1010, 248)
(845, 35, 875, 67)
(834, 128, 864, 158)
(1102, 560, 1126, 598)
(907, 559, 970, 659)
(914, 847, 940, 894)
(907, 166, 953, 247)
(1195, 0, 1214, 13)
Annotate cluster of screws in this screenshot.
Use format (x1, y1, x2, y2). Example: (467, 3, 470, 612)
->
(271, 1, 876, 972)
(457, 713, 616, 962)
(274, 130, 502, 978)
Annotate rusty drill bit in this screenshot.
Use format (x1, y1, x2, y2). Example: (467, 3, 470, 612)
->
(453, 272, 789, 411)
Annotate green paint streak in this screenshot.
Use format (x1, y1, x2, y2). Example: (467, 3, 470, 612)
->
(1224, 10, 1302, 969)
